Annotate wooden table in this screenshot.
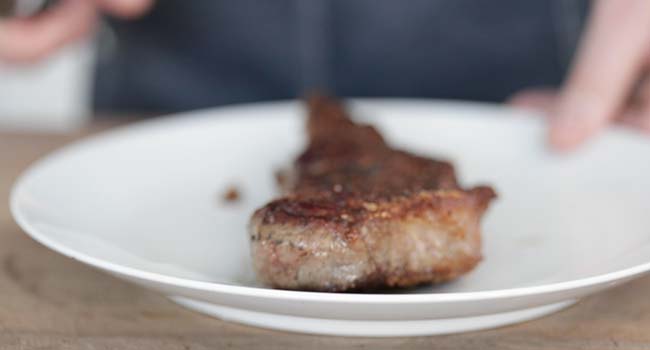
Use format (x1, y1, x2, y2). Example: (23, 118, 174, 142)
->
(1, 121, 650, 350)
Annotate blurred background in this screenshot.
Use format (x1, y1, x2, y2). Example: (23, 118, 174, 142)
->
(0, 40, 93, 131)
(0, 0, 590, 131)
(0, 0, 94, 131)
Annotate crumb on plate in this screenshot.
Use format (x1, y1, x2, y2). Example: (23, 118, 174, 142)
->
(222, 185, 241, 203)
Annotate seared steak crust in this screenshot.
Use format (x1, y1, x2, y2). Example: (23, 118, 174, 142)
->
(250, 96, 495, 291)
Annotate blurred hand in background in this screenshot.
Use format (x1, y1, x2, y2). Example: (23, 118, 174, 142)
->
(510, 0, 650, 151)
(0, 0, 152, 62)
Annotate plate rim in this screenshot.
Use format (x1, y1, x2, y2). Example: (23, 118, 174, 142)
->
(10, 98, 650, 304)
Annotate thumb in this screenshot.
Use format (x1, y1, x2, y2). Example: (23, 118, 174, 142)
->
(551, 0, 650, 151)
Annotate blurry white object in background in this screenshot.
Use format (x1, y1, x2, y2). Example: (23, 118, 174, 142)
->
(0, 39, 95, 132)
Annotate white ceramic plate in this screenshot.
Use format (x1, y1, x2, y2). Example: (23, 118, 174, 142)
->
(11, 100, 650, 337)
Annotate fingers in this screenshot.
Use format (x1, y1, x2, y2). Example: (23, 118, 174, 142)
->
(551, 0, 650, 150)
(510, 85, 650, 135)
(0, 0, 153, 63)
(0, 0, 98, 63)
(95, 0, 154, 19)
(618, 109, 650, 132)
(510, 82, 650, 134)
(508, 88, 558, 114)
(619, 75, 650, 132)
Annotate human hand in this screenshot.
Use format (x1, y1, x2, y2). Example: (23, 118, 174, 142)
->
(0, 0, 153, 63)
(510, 0, 650, 151)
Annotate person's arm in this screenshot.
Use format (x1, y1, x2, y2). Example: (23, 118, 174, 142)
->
(0, 0, 153, 63)
(511, 0, 650, 151)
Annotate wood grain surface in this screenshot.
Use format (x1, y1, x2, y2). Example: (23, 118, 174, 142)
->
(1, 121, 649, 350)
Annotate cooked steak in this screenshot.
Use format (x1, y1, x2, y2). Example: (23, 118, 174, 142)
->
(249, 96, 495, 292)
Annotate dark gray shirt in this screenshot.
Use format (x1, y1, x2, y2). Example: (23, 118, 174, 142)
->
(94, 0, 589, 112)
